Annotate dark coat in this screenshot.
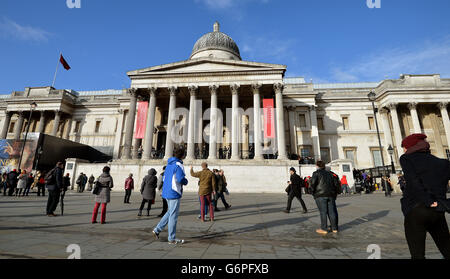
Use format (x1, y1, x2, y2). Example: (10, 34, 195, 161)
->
(46, 167, 64, 191)
(141, 169, 157, 201)
(400, 151, 450, 217)
(309, 168, 340, 199)
(288, 173, 304, 196)
(7, 171, 18, 188)
(63, 176, 71, 191)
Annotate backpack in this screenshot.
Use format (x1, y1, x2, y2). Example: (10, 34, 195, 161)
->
(45, 168, 57, 185)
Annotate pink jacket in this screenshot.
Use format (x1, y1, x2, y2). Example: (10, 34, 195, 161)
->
(125, 177, 134, 190)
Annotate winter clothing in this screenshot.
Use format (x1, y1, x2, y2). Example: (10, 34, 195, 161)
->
(124, 177, 134, 203)
(141, 169, 157, 201)
(401, 133, 427, 149)
(161, 157, 188, 200)
(190, 168, 216, 196)
(94, 173, 114, 204)
(286, 173, 307, 213)
(309, 168, 341, 199)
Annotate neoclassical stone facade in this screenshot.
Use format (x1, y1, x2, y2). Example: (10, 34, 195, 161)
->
(1, 23, 449, 192)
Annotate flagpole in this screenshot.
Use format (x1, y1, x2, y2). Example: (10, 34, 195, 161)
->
(51, 52, 61, 88)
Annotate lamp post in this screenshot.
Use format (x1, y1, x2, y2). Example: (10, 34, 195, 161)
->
(387, 145, 395, 174)
(17, 102, 37, 170)
(367, 91, 390, 197)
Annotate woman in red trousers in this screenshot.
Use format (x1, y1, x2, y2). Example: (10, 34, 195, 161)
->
(91, 166, 114, 224)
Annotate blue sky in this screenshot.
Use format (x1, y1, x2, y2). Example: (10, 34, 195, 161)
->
(0, 0, 449, 93)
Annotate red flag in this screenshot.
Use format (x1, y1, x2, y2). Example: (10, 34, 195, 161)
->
(134, 101, 149, 139)
(263, 99, 275, 139)
(59, 54, 71, 70)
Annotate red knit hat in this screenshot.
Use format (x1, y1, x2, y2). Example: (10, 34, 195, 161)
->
(401, 133, 427, 149)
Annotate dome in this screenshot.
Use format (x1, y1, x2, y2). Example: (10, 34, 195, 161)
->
(190, 22, 241, 60)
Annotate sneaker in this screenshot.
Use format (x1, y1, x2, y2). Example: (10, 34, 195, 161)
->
(152, 230, 160, 240)
(168, 239, 184, 245)
(316, 229, 328, 235)
(225, 205, 231, 210)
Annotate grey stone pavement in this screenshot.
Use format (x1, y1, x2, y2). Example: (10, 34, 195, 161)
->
(0, 189, 448, 259)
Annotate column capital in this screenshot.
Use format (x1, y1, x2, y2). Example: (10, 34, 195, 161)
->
(309, 105, 317, 111)
(407, 102, 418, 110)
(148, 87, 157, 97)
(287, 105, 296, 111)
(438, 102, 448, 110)
(378, 107, 389, 114)
(54, 110, 62, 115)
(118, 109, 125, 114)
(251, 83, 262, 94)
(230, 83, 240, 95)
(274, 83, 284, 93)
(17, 111, 24, 117)
(387, 103, 398, 110)
(209, 84, 219, 95)
(188, 85, 199, 96)
(168, 86, 178, 96)
(127, 88, 137, 96)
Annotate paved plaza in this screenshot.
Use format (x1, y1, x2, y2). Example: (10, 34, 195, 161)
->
(0, 190, 448, 259)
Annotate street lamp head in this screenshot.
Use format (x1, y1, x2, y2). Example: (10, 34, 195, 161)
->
(387, 145, 394, 155)
(368, 91, 376, 102)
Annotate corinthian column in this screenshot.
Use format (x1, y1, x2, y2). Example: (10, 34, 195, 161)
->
(186, 85, 198, 161)
(122, 88, 138, 159)
(14, 111, 24, 140)
(407, 102, 422, 134)
(142, 87, 157, 160)
(37, 111, 46, 134)
(164, 86, 178, 160)
(208, 85, 219, 160)
(51, 110, 62, 137)
(274, 83, 287, 160)
(388, 103, 404, 157)
(379, 108, 393, 151)
(438, 102, 450, 150)
(1, 111, 12, 139)
(252, 83, 263, 160)
(230, 84, 240, 160)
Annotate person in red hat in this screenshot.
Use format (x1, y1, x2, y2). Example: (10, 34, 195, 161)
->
(399, 133, 450, 259)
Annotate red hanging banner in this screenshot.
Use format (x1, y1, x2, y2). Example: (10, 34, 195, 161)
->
(263, 99, 275, 139)
(134, 101, 148, 139)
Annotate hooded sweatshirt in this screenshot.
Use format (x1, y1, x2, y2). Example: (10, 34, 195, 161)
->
(162, 157, 188, 200)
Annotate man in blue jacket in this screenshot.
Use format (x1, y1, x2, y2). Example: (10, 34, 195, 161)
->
(153, 148, 188, 244)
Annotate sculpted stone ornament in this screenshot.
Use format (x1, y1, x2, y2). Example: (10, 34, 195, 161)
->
(188, 85, 199, 96)
(128, 88, 137, 96)
(168, 86, 178, 96)
(209, 85, 219, 95)
(438, 102, 448, 110)
(148, 87, 157, 98)
(230, 84, 240, 95)
(407, 102, 418, 110)
(274, 83, 284, 93)
(252, 83, 262, 94)
(388, 103, 398, 110)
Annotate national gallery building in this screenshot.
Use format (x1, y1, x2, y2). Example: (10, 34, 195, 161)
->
(1, 23, 449, 192)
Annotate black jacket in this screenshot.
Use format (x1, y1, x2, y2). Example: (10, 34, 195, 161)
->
(399, 151, 450, 217)
(288, 173, 304, 196)
(309, 168, 340, 199)
(63, 176, 71, 191)
(7, 171, 18, 187)
(47, 167, 64, 191)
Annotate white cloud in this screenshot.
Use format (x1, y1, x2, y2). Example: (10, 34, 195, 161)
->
(0, 17, 51, 42)
(195, 0, 269, 10)
(330, 37, 450, 82)
(240, 36, 297, 63)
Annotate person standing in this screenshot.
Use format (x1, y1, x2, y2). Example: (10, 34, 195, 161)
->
(16, 170, 27, 197)
(76, 173, 88, 193)
(399, 133, 450, 259)
(24, 173, 34, 196)
(138, 169, 157, 217)
(152, 148, 188, 244)
(284, 167, 308, 214)
(91, 166, 114, 224)
(45, 162, 64, 217)
(1, 172, 7, 196)
(60, 173, 71, 215)
(397, 172, 406, 192)
(7, 169, 18, 196)
(157, 166, 168, 218)
(87, 175, 95, 191)
(36, 171, 46, 197)
(124, 174, 134, 204)
(191, 162, 216, 222)
(309, 161, 341, 235)
(214, 169, 231, 211)
(340, 175, 350, 195)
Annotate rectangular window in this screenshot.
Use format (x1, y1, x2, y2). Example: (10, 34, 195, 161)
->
(74, 121, 81, 133)
(95, 121, 102, 133)
(299, 146, 312, 158)
(368, 116, 375, 130)
(8, 122, 15, 133)
(343, 147, 357, 166)
(371, 148, 383, 167)
(299, 114, 306, 128)
(342, 117, 349, 130)
(320, 148, 330, 163)
(317, 117, 324, 130)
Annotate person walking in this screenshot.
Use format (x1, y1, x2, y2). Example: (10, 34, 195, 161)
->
(7, 169, 18, 196)
(91, 166, 114, 224)
(1, 172, 7, 196)
(191, 162, 216, 222)
(60, 173, 71, 215)
(36, 171, 46, 197)
(76, 172, 88, 193)
(309, 161, 341, 235)
(124, 174, 134, 204)
(87, 175, 95, 191)
(399, 133, 450, 259)
(16, 170, 28, 197)
(45, 162, 64, 217)
(138, 169, 157, 217)
(24, 172, 34, 196)
(152, 148, 188, 244)
(214, 169, 231, 211)
(284, 167, 308, 214)
(340, 175, 350, 195)
(157, 166, 168, 218)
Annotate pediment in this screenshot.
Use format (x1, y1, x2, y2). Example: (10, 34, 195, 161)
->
(127, 58, 286, 77)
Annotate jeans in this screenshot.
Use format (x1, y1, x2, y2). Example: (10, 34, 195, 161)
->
(24, 186, 31, 196)
(200, 194, 214, 221)
(92, 203, 107, 223)
(215, 192, 230, 209)
(46, 189, 61, 215)
(154, 198, 181, 241)
(404, 204, 450, 259)
(2, 182, 7, 196)
(315, 197, 339, 231)
(286, 192, 307, 212)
